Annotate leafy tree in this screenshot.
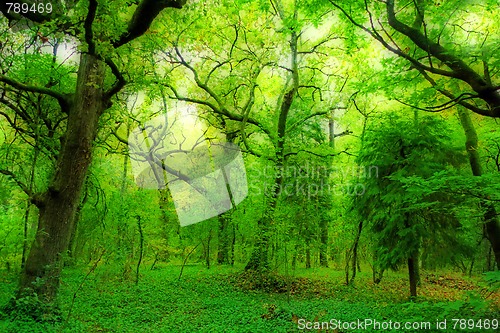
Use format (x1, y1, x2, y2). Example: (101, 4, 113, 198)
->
(0, 0, 186, 314)
(148, 0, 348, 271)
(330, 0, 500, 268)
(354, 114, 465, 297)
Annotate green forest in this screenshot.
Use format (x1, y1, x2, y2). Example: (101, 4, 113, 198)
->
(0, 0, 499, 332)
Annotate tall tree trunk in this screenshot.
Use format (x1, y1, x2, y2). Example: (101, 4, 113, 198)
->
(135, 216, 144, 285)
(305, 245, 311, 269)
(348, 219, 364, 284)
(408, 255, 417, 298)
(118, 140, 129, 253)
(319, 218, 329, 267)
(457, 107, 500, 269)
(17, 53, 105, 305)
(245, 30, 299, 271)
(205, 229, 212, 269)
(230, 221, 236, 266)
(217, 214, 230, 264)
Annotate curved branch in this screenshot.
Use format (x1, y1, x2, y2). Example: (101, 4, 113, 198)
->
(385, 0, 500, 116)
(287, 110, 328, 133)
(84, 0, 98, 55)
(0, 169, 31, 196)
(112, 0, 186, 48)
(103, 57, 126, 99)
(0, 75, 71, 112)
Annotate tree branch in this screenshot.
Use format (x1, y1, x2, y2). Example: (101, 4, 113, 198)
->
(0, 169, 31, 196)
(104, 57, 126, 99)
(112, 0, 186, 48)
(385, 0, 499, 116)
(287, 111, 328, 133)
(0, 75, 71, 113)
(84, 0, 98, 55)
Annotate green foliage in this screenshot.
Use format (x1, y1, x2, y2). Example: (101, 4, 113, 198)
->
(353, 113, 466, 270)
(1, 267, 497, 332)
(483, 271, 500, 292)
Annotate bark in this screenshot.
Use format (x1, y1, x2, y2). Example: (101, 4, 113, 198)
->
(230, 221, 236, 266)
(372, 250, 384, 284)
(0, 0, 187, 316)
(318, 112, 335, 267)
(135, 216, 144, 285)
(457, 108, 500, 269)
(118, 143, 129, 253)
(217, 214, 230, 264)
(319, 217, 329, 267)
(17, 53, 105, 305)
(205, 229, 212, 269)
(67, 184, 88, 262)
(245, 30, 299, 271)
(348, 219, 364, 284)
(305, 245, 311, 269)
(408, 256, 417, 298)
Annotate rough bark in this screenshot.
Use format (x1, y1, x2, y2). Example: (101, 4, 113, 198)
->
(244, 30, 299, 271)
(348, 219, 363, 284)
(18, 53, 105, 305)
(457, 108, 500, 269)
(0, 0, 187, 316)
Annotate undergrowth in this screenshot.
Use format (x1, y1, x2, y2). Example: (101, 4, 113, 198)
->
(0, 265, 498, 332)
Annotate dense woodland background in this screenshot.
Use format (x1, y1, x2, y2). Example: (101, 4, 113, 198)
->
(0, 0, 499, 332)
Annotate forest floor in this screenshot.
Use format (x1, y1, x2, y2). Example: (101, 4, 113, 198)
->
(0, 265, 498, 332)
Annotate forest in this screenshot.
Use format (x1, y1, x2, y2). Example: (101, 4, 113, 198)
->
(0, 0, 499, 332)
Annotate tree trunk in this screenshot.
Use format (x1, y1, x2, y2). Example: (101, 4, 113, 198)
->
(245, 29, 299, 271)
(230, 221, 236, 266)
(17, 53, 105, 306)
(457, 107, 500, 269)
(305, 246, 311, 269)
(245, 222, 271, 271)
(349, 219, 364, 284)
(135, 216, 144, 285)
(205, 229, 212, 269)
(372, 250, 384, 284)
(319, 217, 329, 267)
(217, 214, 230, 264)
(408, 256, 417, 298)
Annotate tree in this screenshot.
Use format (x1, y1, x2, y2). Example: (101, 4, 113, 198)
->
(330, 0, 500, 268)
(0, 0, 186, 314)
(147, 0, 348, 271)
(330, 0, 500, 117)
(354, 114, 465, 297)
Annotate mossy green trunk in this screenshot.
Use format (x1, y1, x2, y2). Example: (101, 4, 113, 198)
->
(18, 54, 105, 304)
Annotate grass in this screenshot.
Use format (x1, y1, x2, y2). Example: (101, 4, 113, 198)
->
(0, 264, 498, 332)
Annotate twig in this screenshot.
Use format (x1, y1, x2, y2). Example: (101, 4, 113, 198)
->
(65, 249, 105, 322)
(178, 241, 202, 281)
